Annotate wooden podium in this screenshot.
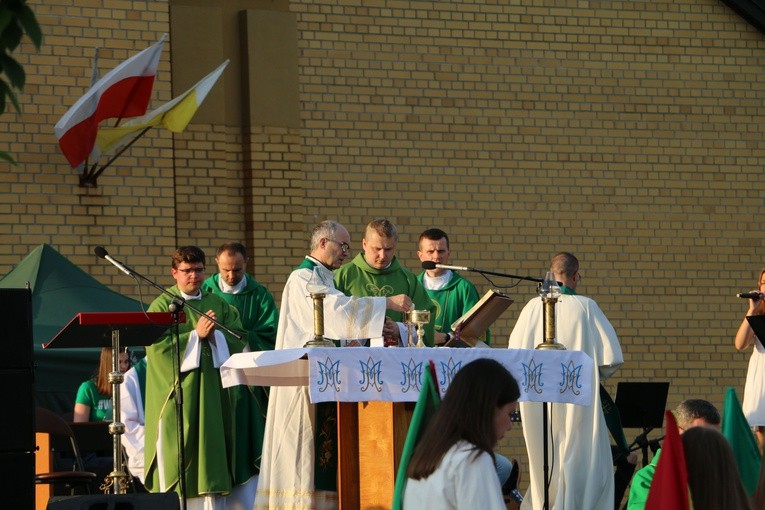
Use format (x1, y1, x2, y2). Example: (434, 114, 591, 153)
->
(337, 401, 414, 509)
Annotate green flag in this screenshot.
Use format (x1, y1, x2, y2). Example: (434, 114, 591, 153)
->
(392, 360, 441, 510)
(722, 387, 761, 495)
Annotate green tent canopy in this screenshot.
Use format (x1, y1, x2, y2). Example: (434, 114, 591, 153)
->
(0, 244, 146, 414)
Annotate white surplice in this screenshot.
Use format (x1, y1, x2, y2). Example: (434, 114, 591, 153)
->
(508, 293, 623, 510)
(255, 257, 387, 510)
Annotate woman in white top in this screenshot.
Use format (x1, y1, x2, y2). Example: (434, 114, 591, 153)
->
(734, 267, 765, 453)
(403, 358, 520, 510)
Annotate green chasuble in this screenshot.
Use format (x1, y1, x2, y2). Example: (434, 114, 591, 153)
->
(202, 273, 279, 472)
(334, 253, 435, 346)
(416, 270, 492, 345)
(293, 257, 338, 491)
(202, 273, 278, 353)
(144, 287, 256, 498)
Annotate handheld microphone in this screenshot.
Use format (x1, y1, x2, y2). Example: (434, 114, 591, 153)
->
(421, 261, 472, 271)
(94, 246, 134, 277)
(737, 292, 764, 300)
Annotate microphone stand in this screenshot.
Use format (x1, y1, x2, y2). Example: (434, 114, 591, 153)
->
(474, 268, 544, 283)
(96, 248, 241, 510)
(424, 263, 544, 283)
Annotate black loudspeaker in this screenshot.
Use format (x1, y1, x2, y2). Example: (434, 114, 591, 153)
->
(0, 369, 34, 451)
(0, 287, 33, 369)
(47, 493, 180, 510)
(0, 289, 34, 510)
(0, 451, 34, 508)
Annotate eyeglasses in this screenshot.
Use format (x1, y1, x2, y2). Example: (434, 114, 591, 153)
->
(327, 239, 351, 254)
(177, 266, 205, 275)
(574, 272, 583, 283)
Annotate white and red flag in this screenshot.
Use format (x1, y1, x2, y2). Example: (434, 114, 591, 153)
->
(54, 34, 166, 168)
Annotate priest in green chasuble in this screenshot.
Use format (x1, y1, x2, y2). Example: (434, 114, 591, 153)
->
(202, 241, 279, 485)
(144, 246, 259, 509)
(255, 220, 413, 509)
(334, 218, 435, 346)
(416, 227, 490, 345)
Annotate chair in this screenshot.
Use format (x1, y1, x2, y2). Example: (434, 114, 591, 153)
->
(35, 407, 98, 494)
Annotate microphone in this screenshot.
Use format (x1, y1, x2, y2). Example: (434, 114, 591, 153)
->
(737, 292, 764, 300)
(94, 246, 134, 277)
(421, 261, 472, 271)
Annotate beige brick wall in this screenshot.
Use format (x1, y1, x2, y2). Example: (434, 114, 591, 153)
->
(2, 0, 765, 498)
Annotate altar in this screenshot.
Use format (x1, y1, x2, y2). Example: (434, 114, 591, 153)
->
(220, 347, 593, 509)
(221, 347, 593, 404)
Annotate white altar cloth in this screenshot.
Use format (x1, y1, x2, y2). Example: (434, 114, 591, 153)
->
(220, 347, 593, 406)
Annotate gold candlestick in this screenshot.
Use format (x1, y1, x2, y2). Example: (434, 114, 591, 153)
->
(304, 267, 335, 348)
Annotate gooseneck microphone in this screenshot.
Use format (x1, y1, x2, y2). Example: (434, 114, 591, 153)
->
(738, 292, 764, 300)
(94, 246, 134, 277)
(421, 261, 472, 271)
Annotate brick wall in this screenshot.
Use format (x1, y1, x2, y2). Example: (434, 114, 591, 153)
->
(2, 0, 765, 498)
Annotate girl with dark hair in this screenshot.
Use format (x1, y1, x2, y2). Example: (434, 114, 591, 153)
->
(403, 358, 521, 509)
(682, 426, 752, 510)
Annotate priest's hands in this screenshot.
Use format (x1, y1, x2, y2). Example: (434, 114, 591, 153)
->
(382, 316, 401, 346)
(386, 294, 412, 312)
(196, 309, 216, 340)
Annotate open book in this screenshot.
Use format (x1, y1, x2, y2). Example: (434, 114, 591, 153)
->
(447, 289, 514, 347)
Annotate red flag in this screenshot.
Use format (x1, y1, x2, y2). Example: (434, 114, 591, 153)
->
(54, 35, 166, 168)
(645, 410, 690, 510)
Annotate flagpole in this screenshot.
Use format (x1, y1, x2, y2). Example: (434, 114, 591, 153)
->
(82, 126, 154, 186)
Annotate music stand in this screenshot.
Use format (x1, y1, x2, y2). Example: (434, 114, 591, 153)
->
(747, 316, 765, 348)
(615, 381, 670, 466)
(44, 312, 184, 494)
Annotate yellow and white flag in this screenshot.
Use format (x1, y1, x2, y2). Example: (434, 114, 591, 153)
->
(94, 60, 229, 156)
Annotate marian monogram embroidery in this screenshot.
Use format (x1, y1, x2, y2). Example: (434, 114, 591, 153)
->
(399, 358, 423, 393)
(316, 356, 342, 393)
(358, 356, 384, 392)
(437, 357, 461, 389)
(521, 359, 544, 395)
(559, 360, 582, 396)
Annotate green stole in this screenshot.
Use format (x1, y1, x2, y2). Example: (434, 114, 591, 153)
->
(296, 257, 338, 490)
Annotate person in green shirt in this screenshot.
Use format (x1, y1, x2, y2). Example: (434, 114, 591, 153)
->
(334, 218, 435, 346)
(626, 399, 720, 510)
(74, 347, 131, 422)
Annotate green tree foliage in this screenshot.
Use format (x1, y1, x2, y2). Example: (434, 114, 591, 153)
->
(0, 0, 41, 163)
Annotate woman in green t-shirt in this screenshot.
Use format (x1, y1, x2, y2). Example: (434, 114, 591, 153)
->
(73, 347, 131, 422)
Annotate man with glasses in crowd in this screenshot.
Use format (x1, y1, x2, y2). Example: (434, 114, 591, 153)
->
(508, 251, 624, 510)
(627, 399, 721, 509)
(144, 245, 260, 508)
(256, 220, 413, 509)
(334, 218, 434, 346)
